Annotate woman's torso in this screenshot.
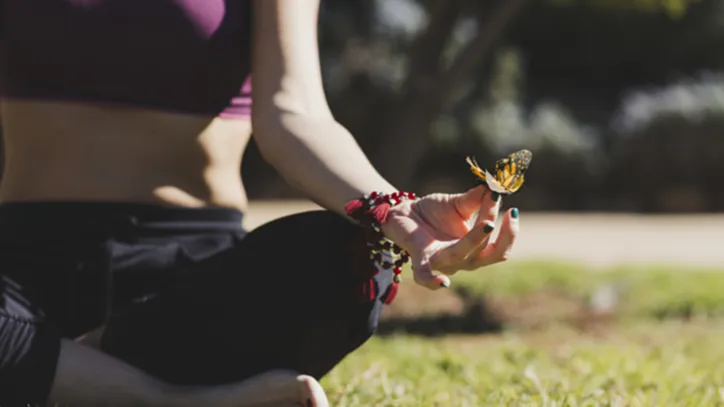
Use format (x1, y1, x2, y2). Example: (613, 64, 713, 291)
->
(0, 0, 255, 211)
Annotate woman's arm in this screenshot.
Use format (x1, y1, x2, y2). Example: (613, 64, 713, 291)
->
(248, 0, 519, 293)
(251, 0, 397, 216)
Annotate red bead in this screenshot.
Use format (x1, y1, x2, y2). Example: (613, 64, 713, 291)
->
(393, 267, 402, 275)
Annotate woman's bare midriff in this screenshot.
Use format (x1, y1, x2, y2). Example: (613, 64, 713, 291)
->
(0, 99, 252, 211)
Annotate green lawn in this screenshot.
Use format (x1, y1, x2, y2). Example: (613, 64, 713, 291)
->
(449, 260, 724, 321)
(322, 261, 724, 406)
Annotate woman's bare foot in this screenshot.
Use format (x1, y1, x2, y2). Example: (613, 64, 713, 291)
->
(220, 370, 329, 407)
(296, 374, 329, 407)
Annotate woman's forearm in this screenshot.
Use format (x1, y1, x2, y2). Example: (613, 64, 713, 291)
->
(254, 112, 398, 215)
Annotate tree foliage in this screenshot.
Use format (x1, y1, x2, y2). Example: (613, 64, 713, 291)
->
(549, 0, 702, 18)
(244, 0, 724, 212)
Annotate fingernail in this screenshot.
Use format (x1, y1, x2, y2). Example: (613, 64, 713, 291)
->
(440, 280, 450, 288)
(483, 223, 495, 234)
(511, 208, 519, 219)
(491, 192, 500, 202)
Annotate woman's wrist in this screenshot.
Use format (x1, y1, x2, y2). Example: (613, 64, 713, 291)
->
(338, 180, 398, 214)
(344, 190, 418, 304)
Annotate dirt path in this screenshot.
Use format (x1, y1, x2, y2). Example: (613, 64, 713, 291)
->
(245, 200, 724, 269)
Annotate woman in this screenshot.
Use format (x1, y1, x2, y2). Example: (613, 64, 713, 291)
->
(0, 0, 520, 406)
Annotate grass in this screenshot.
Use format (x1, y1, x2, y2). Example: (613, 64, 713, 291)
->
(324, 321, 724, 406)
(449, 260, 724, 321)
(322, 261, 724, 406)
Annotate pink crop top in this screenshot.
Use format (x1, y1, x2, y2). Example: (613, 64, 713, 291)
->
(0, 0, 254, 118)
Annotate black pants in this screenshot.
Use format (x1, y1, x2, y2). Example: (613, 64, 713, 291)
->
(0, 203, 394, 406)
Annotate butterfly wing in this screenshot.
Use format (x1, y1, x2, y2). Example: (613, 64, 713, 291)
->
(466, 156, 488, 182)
(484, 170, 509, 194)
(467, 150, 532, 194)
(510, 149, 532, 173)
(494, 149, 532, 194)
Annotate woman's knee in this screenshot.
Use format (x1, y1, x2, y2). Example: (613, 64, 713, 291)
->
(238, 209, 365, 283)
(249, 210, 357, 244)
(243, 209, 394, 314)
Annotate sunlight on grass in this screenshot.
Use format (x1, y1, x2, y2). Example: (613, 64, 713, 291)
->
(451, 260, 724, 319)
(323, 260, 724, 406)
(324, 321, 724, 406)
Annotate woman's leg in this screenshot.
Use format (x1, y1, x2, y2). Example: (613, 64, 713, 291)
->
(0, 202, 332, 407)
(101, 210, 392, 385)
(51, 340, 328, 407)
(0, 277, 326, 407)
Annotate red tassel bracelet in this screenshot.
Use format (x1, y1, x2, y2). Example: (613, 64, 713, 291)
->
(345, 191, 417, 305)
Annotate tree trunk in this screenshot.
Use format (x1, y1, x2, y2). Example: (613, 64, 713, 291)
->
(372, 0, 530, 187)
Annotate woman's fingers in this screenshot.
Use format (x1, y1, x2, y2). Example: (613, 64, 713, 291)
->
(412, 256, 451, 290)
(454, 186, 501, 224)
(451, 185, 488, 220)
(464, 208, 520, 270)
(429, 220, 496, 272)
(478, 190, 502, 224)
(464, 221, 496, 265)
(426, 188, 500, 276)
(405, 192, 511, 290)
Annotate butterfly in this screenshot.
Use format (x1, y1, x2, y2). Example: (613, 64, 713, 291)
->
(466, 149, 533, 195)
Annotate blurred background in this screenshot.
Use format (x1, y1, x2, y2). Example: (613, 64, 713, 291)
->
(243, 0, 724, 269)
(245, 0, 724, 213)
(279, 4, 724, 402)
(249, 4, 724, 400)
(0, 1, 715, 402)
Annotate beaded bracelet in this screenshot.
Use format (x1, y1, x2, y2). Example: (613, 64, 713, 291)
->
(345, 191, 417, 304)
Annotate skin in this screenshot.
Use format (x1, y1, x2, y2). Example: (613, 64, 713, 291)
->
(0, 2, 333, 405)
(51, 340, 328, 407)
(0, 0, 519, 405)
(0, 100, 253, 210)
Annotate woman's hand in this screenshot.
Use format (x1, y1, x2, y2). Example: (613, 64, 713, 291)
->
(380, 185, 520, 290)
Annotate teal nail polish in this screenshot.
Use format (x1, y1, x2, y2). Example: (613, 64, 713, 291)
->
(483, 223, 495, 234)
(511, 208, 519, 219)
(440, 280, 450, 288)
(491, 192, 500, 202)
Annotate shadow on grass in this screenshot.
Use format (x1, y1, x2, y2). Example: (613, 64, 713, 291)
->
(377, 303, 504, 336)
(375, 261, 724, 337)
(377, 288, 505, 337)
(375, 286, 613, 337)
